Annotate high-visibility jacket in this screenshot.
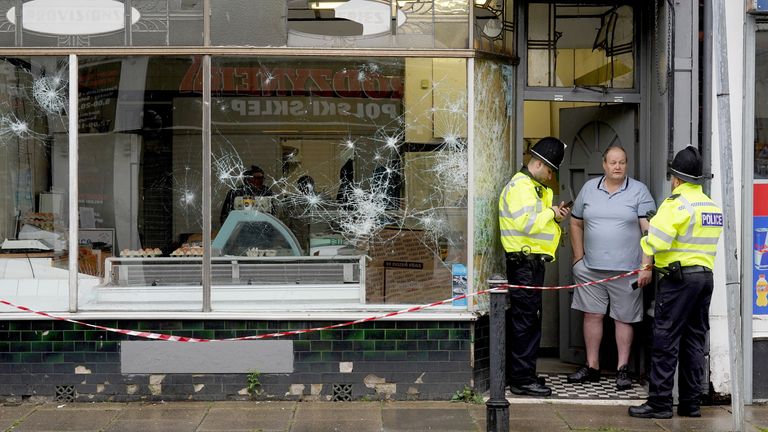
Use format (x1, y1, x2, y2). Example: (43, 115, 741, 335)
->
(640, 182, 723, 269)
(498, 170, 561, 259)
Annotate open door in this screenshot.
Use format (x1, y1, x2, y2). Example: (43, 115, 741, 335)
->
(557, 104, 637, 364)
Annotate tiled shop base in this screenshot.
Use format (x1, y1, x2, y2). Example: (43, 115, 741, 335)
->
(507, 374, 648, 400)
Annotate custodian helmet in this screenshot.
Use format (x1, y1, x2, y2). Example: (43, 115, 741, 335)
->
(668, 146, 704, 184)
(529, 137, 566, 171)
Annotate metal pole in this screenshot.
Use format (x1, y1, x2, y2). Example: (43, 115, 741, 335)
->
(68, 54, 78, 313)
(486, 285, 509, 432)
(711, 0, 744, 429)
(202, 55, 211, 312)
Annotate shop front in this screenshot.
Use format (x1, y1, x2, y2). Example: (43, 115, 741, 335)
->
(0, 0, 519, 402)
(0, 0, 745, 405)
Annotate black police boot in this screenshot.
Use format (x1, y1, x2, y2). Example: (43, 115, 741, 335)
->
(615, 364, 632, 390)
(509, 382, 552, 397)
(628, 403, 673, 419)
(567, 366, 600, 383)
(677, 405, 702, 417)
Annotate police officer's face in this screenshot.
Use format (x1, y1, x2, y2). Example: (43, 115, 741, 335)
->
(602, 148, 627, 181)
(534, 161, 553, 182)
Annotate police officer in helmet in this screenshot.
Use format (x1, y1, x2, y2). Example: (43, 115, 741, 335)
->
(628, 146, 723, 418)
(498, 137, 571, 396)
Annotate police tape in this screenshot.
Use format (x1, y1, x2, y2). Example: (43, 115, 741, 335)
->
(0, 267, 646, 342)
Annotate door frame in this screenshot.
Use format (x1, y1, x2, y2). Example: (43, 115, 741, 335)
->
(513, 0, 653, 364)
(514, 0, 652, 185)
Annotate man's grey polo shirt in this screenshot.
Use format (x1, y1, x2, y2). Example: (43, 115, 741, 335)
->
(571, 176, 656, 271)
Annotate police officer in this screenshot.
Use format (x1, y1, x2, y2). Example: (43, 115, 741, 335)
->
(628, 146, 723, 419)
(499, 137, 570, 397)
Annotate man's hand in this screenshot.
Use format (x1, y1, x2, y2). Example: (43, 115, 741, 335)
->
(552, 202, 571, 222)
(637, 269, 652, 288)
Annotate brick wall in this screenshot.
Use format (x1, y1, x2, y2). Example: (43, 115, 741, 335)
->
(472, 314, 490, 392)
(0, 319, 477, 402)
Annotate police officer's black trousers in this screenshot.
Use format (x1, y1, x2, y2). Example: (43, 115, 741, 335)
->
(648, 272, 713, 410)
(505, 257, 545, 386)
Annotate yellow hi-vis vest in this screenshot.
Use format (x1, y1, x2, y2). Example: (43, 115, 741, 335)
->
(640, 182, 723, 269)
(498, 171, 561, 259)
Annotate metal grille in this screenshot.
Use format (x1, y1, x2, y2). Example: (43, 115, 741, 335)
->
(235, 263, 357, 285)
(331, 384, 353, 402)
(54, 385, 75, 403)
(106, 257, 362, 287)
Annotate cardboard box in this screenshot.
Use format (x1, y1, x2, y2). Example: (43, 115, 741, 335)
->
(366, 228, 451, 303)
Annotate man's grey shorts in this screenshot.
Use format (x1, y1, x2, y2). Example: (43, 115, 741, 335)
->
(571, 259, 643, 323)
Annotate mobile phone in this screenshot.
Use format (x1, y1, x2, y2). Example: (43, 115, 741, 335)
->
(561, 200, 574, 209)
(631, 280, 639, 290)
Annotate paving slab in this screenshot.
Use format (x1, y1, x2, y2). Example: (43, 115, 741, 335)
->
(5, 399, 768, 432)
(291, 402, 382, 432)
(555, 405, 667, 431)
(468, 404, 571, 432)
(208, 401, 296, 410)
(0, 404, 37, 431)
(658, 416, 761, 432)
(13, 407, 120, 432)
(197, 406, 295, 432)
(381, 407, 478, 432)
(104, 403, 209, 432)
(743, 404, 768, 430)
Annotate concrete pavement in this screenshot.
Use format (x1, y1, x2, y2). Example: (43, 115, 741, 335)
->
(1, 400, 767, 432)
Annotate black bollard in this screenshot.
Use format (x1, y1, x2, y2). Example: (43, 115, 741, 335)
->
(486, 283, 509, 432)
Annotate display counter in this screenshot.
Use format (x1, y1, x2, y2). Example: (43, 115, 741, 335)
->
(213, 210, 302, 256)
(102, 256, 364, 287)
(73, 255, 368, 311)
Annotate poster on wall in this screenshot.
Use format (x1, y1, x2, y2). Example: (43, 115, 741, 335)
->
(78, 59, 121, 133)
(753, 184, 768, 314)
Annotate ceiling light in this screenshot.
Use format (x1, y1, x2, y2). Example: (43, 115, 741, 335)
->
(308, 1, 346, 9)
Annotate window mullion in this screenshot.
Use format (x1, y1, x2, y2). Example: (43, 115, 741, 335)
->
(68, 54, 79, 312)
(202, 54, 212, 312)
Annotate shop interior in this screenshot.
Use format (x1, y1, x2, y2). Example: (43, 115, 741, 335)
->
(0, 55, 469, 309)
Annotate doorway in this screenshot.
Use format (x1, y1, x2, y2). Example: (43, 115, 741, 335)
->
(521, 101, 650, 399)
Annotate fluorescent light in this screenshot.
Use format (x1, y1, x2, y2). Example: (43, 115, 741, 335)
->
(308, 1, 345, 9)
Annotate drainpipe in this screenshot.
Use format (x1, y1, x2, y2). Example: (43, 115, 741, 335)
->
(712, 0, 745, 429)
(702, 0, 712, 196)
(666, 0, 676, 168)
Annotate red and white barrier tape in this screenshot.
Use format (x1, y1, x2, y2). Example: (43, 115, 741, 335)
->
(0, 267, 644, 342)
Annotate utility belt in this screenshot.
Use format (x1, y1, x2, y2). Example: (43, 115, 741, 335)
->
(656, 261, 712, 282)
(505, 251, 553, 263)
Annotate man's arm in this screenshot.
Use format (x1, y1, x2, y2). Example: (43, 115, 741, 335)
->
(637, 217, 653, 287)
(640, 202, 687, 256)
(570, 217, 585, 265)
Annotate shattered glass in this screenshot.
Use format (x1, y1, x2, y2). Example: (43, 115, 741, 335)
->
(209, 56, 468, 304)
(0, 57, 72, 311)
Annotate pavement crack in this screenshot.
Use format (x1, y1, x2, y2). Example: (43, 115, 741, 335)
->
(3, 403, 41, 432)
(285, 401, 299, 432)
(193, 402, 214, 431)
(553, 407, 576, 430)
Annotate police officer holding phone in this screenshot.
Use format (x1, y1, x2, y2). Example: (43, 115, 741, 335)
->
(498, 137, 570, 397)
(628, 146, 723, 419)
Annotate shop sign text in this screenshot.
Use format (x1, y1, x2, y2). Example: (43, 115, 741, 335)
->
(7, 0, 141, 36)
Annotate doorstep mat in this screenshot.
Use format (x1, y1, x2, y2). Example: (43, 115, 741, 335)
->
(507, 374, 648, 400)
